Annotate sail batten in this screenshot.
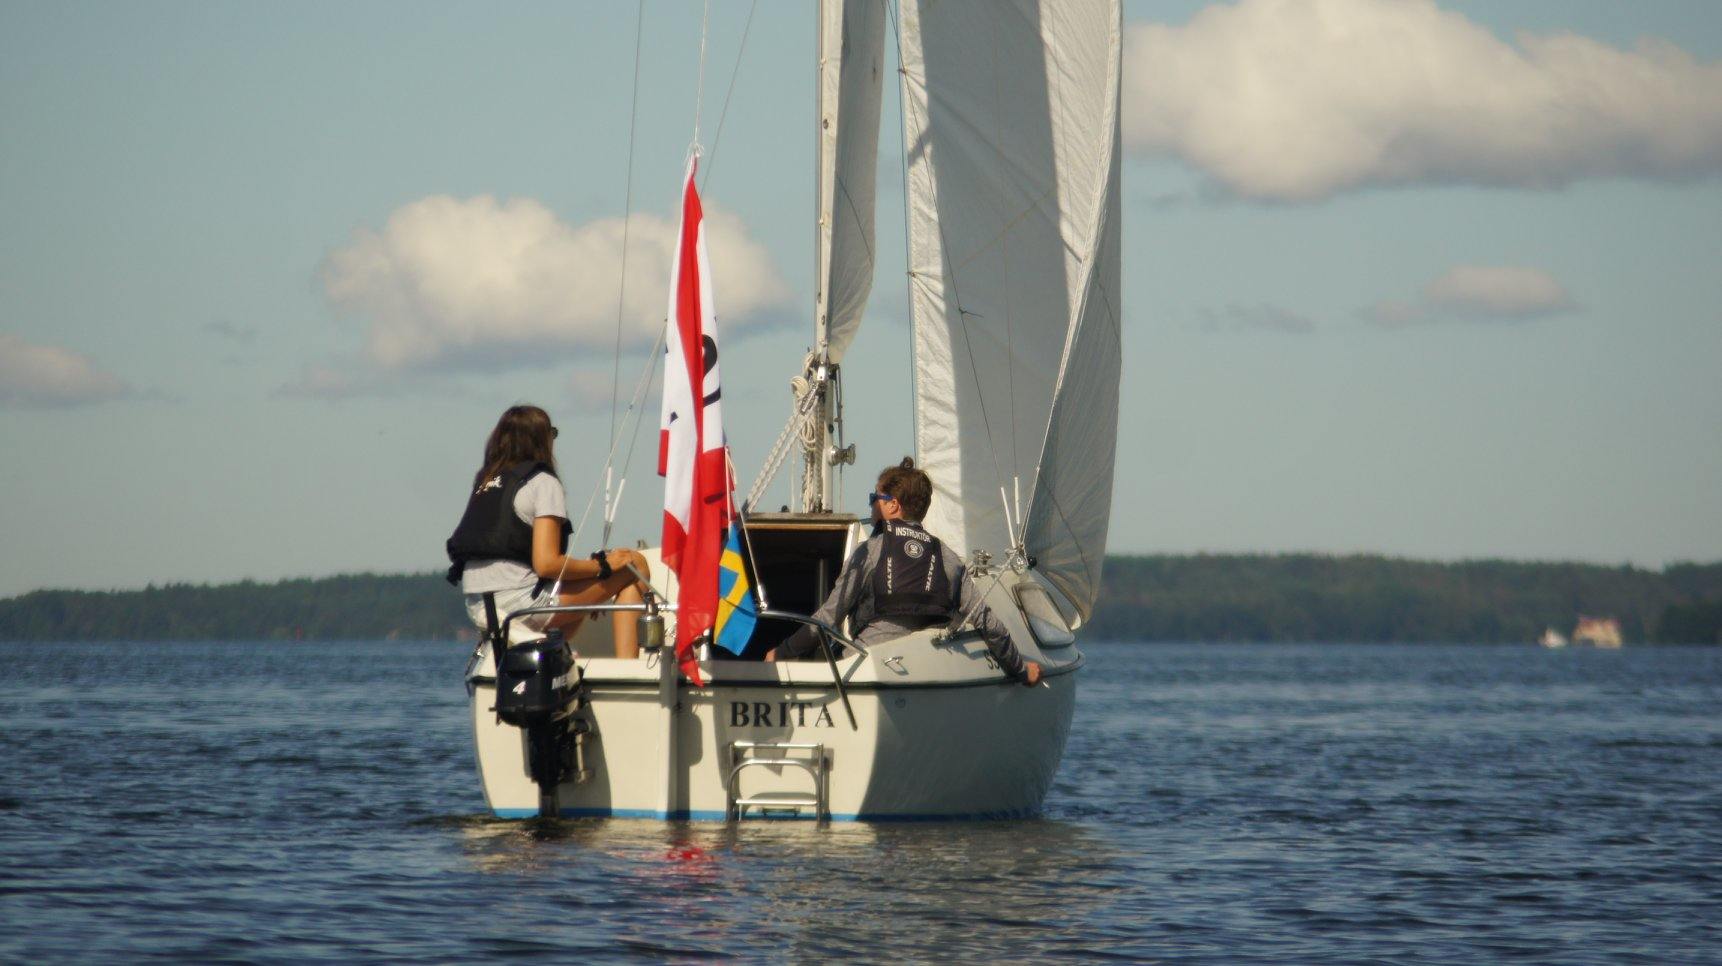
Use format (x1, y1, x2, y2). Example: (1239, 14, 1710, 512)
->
(898, 0, 1122, 622)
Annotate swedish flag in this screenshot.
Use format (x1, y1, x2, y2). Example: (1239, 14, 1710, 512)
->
(713, 521, 758, 655)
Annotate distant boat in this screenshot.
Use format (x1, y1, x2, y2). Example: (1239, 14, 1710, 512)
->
(1573, 616, 1623, 649)
(1539, 627, 1568, 648)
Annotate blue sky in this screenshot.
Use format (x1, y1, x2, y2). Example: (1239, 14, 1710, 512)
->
(1, 0, 1719, 598)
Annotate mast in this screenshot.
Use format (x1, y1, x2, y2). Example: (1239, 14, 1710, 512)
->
(807, 0, 833, 512)
(804, 0, 843, 513)
(798, 0, 883, 513)
(813, 0, 827, 362)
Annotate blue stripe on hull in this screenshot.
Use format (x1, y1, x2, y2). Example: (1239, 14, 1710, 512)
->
(491, 806, 1040, 822)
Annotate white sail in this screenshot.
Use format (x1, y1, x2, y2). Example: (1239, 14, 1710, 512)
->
(816, 0, 887, 364)
(898, 0, 1122, 621)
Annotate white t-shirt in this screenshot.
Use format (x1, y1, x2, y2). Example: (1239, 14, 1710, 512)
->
(459, 472, 568, 594)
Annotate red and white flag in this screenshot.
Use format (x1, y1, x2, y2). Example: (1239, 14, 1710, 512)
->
(658, 156, 731, 685)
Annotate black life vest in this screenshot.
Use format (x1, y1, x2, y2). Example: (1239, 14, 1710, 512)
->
(870, 520, 952, 623)
(445, 461, 569, 586)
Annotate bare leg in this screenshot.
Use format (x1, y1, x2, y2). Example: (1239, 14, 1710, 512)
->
(545, 550, 651, 658)
(612, 583, 642, 659)
(542, 601, 586, 638)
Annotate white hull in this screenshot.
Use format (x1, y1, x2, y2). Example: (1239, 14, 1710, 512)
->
(468, 569, 1081, 821)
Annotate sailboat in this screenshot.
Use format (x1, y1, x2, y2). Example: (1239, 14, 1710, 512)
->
(466, 0, 1122, 820)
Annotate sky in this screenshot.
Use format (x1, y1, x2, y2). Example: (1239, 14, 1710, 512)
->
(1, 0, 1719, 598)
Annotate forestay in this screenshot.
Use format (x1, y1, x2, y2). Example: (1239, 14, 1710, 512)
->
(816, 0, 887, 364)
(897, 0, 1122, 622)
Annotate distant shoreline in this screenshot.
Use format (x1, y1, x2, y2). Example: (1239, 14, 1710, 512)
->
(2, 554, 1718, 645)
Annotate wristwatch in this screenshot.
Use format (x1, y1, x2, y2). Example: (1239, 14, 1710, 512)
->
(591, 551, 613, 580)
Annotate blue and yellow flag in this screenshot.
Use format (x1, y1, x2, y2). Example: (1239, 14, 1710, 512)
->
(713, 520, 758, 655)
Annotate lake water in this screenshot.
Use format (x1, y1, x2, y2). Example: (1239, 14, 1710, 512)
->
(2, 641, 1719, 963)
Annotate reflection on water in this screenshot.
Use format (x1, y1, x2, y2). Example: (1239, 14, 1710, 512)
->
(456, 814, 885, 873)
(450, 815, 1124, 957)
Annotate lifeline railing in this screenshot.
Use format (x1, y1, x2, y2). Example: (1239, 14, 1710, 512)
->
(498, 601, 664, 648)
(476, 602, 866, 730)
(758, 609, 865, 729)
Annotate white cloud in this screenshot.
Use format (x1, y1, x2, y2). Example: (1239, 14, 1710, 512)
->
(321, 195, 791, 372)
(1366, 265, 1574, 326)
(1124, 0, 1722, 201)
(0, 334, 130, 408)
(1423, 265, 1575, 318)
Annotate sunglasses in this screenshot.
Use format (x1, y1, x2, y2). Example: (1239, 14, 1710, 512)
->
(550, 427, 560, 439)
(868, 491, 896, 505)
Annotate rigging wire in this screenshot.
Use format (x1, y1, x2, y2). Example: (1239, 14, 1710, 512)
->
(559, 1, 771, 593)
(570, 321, 669, 554)
(575, 0, 752, 557)
(582, 0, 725, 555)
(551, 1, 651, 600)
(699, 0, 759, 194)
(610, 326, 667, 520)
(608, 0, 647, 460)
(691, 0, 711, 151)
(745, 364, 825, 512)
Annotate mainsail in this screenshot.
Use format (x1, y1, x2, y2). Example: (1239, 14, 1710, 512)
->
(897, 0, 1122, 622)
(816, 0, 887, 364)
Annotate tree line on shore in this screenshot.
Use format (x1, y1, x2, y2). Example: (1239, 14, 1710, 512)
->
(1081, 555, 1722, 644)
(1, 554, 1718, 644)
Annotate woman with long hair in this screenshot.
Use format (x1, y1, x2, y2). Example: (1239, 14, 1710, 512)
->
(446, 404, 649, 657)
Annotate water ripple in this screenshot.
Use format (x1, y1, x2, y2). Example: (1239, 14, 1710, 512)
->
(1, 641, 1719, 963)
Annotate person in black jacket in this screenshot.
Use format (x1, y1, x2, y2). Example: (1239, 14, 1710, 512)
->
(447, 405, 649, 657)
(767, 457, 1041, 685)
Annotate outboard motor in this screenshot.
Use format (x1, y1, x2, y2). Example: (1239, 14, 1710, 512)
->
(493, 628, 589, 817)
